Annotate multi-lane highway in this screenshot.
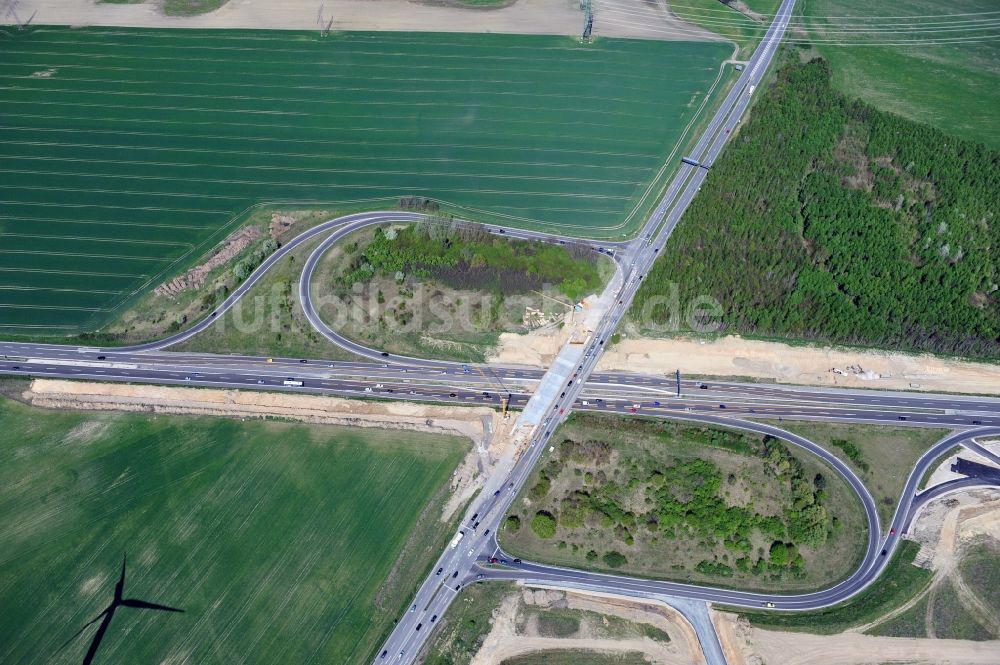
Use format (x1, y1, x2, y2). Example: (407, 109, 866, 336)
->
(5, 0, 1000, 662)
(3, 347, 999, 430)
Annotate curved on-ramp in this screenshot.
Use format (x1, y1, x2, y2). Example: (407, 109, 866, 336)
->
(296, 213, 628, 367)
(486, 418, 1000, 612)
(71, 210, 626, 363)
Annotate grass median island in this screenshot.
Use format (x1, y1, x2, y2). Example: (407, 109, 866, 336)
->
(631, 55, 1000, 358)
(959, 537, 1000, 619)
(868, 535, 1000, 640)
(927, 580, 994, 641)
(311, 220, 611, 362)
(739, 540, 932, 633)
(423, 582, 514, 665)
(0, 27, 729, 335)
(501, 414, 867, 592)
(761, 421, 945, 527)
(0, 396, 466, 664)
(170, 225, 360, 359)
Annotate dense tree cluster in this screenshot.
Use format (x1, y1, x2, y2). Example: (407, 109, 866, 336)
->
(632, 57, 1000, 357)
(338, 223, 602, 301)
(515, 428, 833, 580)
(232, 239, 279, 282)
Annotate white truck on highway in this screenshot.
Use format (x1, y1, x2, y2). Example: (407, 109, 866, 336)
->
(449, 531, 465, 549)
(282, 379, 304, 387)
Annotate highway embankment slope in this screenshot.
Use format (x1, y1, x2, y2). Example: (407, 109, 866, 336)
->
(490, 330, 1000, 396)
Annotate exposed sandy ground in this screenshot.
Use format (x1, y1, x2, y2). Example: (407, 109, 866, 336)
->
(908, 490, 1000, 572)
(490, 331, 1000, 396)
(721, 618, 1000, 665)
(716, 492, 1000, 665)
(24, 378, 515, 520)
(11, 0, 716, 40)
(469, 586, 703, 665)
(925, 441, 1000, 489)
(860, 491, 1000, 637)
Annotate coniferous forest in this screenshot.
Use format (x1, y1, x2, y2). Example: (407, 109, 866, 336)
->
(632, 57, 1000, 358)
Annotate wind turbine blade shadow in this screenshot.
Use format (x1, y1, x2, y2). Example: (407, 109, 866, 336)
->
(121, 599, 184, 613)
(81, 609, 116, 665)
(57, 555, 185, 665)
(56, 609, 110, 653)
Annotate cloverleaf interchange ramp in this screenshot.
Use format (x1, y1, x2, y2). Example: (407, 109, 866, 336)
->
(3, 2, 1000, 663)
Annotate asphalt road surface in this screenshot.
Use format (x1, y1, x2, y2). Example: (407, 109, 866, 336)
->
(5, 1, 999, 662)
(483, 425, 1000, 610)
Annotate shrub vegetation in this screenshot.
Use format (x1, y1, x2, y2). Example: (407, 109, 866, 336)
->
(337, 222, 601, 301)
(502, 415, 866, 591)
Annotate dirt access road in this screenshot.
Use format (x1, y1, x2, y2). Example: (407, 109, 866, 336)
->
(12, 0, 717, 40)
(468, 586, 705, 665)
(714, 490, 1000, 665)
(491, 331, 1000, 396)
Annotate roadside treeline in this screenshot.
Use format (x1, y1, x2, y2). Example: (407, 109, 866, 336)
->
(632, 57, 1000, 357)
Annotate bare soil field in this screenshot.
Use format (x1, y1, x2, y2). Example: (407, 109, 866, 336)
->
(467, 587, 703, 665)
(717, 612, 1000, 665)
(716, 490, 1000, 664)
(13, 0, 717, 39)
(490, 331, 1000, 396)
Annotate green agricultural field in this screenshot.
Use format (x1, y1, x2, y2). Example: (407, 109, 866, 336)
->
(0, 27, 730, 335)
(0, 396, 466, 664)
(802, 0, 1000, 147)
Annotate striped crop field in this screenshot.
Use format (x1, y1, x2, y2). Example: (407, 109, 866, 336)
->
(0, 27, 730, 335)
(0, 395, 466, 664)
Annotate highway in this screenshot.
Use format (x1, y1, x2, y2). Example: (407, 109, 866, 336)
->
(3, 350, 999, 430)
(372, 0, 836, 661)
(4, 0, 1000, 661)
